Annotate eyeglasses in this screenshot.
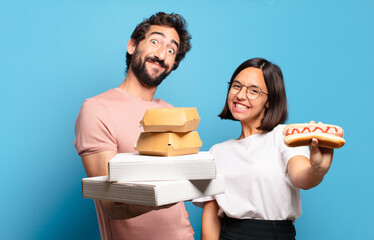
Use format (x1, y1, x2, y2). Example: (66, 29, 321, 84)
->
(228, 80, 268, 100)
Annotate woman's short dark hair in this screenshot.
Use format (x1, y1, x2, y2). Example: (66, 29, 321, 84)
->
(218, 57, 288, 132)
(126, 12, 192, 72)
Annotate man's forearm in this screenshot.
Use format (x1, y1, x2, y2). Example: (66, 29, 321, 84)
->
(82, 152, 176, 219)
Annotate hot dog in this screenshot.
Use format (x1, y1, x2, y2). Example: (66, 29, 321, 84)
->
(283, 123, 345, 149)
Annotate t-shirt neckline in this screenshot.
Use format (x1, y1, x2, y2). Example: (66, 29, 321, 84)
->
(114, 87, 159, 104)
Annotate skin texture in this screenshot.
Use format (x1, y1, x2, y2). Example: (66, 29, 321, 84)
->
(201, 67, 334, 240)
(129, 25, 180, 88)
(80, 25, 181, 219)
(201, 201, 221, 240)
(120, 25, 180, 101)
(227, 67, 269, 138)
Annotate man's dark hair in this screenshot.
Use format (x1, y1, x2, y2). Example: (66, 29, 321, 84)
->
(126, 12, 192, 72)
(218, 57, 288, 132)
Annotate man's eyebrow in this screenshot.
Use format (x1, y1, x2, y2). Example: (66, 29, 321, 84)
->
(149, 31, 179, 48)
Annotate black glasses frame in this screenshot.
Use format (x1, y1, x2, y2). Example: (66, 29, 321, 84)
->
(227, 81, 268, 100)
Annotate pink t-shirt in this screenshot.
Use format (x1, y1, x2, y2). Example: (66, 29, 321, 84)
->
(74, 88, 194, 240)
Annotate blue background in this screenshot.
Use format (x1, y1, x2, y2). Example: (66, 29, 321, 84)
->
(1, 0, 373, 239)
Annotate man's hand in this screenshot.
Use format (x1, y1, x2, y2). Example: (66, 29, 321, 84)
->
(81, 151, 177, 219)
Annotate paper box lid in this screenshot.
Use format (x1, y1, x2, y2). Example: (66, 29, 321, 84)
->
(108, 152, 216, 182)
(134, 131, 202, 156)
(82, 174, 225, 206)
(140, 107, 200, 132)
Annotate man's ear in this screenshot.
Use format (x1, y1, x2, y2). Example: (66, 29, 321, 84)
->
(127, 39, 136, 55)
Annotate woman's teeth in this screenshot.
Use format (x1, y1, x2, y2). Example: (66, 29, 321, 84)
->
(235, 103, 248, 109)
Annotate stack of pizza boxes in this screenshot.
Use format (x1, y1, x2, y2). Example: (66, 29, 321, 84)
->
(82, 107, 225, 207)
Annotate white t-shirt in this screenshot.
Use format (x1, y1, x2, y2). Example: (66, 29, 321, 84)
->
(194, 124, 309, 221)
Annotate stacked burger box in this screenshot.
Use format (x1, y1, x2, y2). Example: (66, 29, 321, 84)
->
(82, 108, 224, 206)
(135, 107, 203, 156)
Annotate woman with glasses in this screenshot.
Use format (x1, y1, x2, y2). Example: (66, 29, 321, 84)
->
(194, 58, 334, 240)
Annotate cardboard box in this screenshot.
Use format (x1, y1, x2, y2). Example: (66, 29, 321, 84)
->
(108, 151, 216, 182)
(82, 174, 225, 206)
(135, 131, 202, 156)
(140, 107, 200, 132)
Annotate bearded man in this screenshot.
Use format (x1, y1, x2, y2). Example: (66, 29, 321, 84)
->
(74, 12, 193, 240)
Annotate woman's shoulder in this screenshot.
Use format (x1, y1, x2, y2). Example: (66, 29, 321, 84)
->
(267, 124, 286, 137)
(273, 124, 286, 132)
(209, 139, 235, 152)
(208, 139, 237, 163)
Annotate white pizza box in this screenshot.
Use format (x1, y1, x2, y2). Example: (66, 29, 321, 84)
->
(108, 151, 215, 182)
(82, 174, 225, 206)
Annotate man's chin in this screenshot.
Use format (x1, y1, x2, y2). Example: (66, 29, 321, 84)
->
(140, 78, 164, 88)
(146, 67, 168, 78)
(138, 72, 165, 88)
(133, 64, 171, 87)
(148, 73, 163, 80)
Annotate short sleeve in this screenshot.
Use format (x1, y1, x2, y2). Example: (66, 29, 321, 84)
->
(192, 196, 214, 208)
(74, 98, 117, 156)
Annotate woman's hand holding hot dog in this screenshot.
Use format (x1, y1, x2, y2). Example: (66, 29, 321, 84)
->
(286, 121, 342, 189)
(308, 121, 334, 176)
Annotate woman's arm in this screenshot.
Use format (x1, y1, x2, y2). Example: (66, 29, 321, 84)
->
(201, 200, 221, 240)
(287, 138, 334, 190)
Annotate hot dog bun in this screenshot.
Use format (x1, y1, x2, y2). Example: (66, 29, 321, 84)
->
(283, 123, 345, 149)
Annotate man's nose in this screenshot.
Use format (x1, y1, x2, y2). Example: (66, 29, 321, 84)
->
(154, 45, 166, 60)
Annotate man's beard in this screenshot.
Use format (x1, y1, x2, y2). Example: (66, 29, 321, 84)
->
(131, 50, 171, 88)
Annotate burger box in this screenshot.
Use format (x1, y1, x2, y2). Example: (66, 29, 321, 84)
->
(82, 174, 225, 206)
(140, 107, 200, 133)
(134, 131, 202, 156)
(108, 152, 216, 182)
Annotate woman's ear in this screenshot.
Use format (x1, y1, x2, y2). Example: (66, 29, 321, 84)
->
(265, 101, 269, 108)
(127, 39, 136, 55)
